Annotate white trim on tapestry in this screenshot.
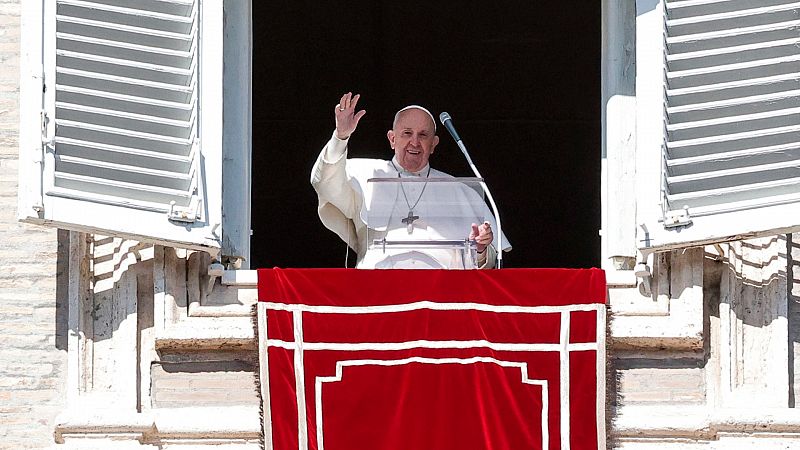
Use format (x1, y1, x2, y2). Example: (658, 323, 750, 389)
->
(314, 357, 550, 450)
(262, 301, 604, 315)
(257, 303, 274, 449)
(267, 339, 598, 353)
(560, 311, 571, 450)
(292, 310, 308, 450)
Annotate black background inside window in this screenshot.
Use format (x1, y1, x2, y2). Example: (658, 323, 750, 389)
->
(251, 1, 600, 268)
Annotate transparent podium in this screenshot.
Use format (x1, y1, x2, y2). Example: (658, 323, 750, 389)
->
(360, 177, 488, 269)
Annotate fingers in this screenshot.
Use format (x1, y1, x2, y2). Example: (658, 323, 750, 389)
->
(476, 222, 494, 245)
(335, 92, 365, 117)
(335, 92, 366, 140)
(353, 109, 366, 124)
(338, 92, 349, 111)
(469, 222, 492, 253)
(475, 235, 492, 244)
(337, 92, 360, 112)
(470, 223, 493, 239)
(470, 223, 479, 239)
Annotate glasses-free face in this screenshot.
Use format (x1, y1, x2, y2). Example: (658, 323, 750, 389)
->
(387, 109, 440, 173)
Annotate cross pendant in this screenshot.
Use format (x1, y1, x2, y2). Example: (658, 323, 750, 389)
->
(401, 211, 420, 234)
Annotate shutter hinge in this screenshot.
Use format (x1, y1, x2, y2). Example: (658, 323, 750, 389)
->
(31, 109, 54, 213)
(167, 197, 201, 223)
(662, 206, 692, 229)
(40, 110, 54, 147)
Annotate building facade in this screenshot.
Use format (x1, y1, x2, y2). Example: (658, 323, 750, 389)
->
(2, 0, 800, 448)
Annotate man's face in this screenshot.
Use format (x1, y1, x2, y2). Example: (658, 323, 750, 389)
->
(387, 109, 440, 173)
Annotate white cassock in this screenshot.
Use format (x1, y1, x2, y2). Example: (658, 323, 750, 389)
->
(311, 132, 511, 269)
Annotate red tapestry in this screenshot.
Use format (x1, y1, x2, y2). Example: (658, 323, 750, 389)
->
(257, 268, 607, 450)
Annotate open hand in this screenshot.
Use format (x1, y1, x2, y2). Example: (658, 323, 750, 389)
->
(335, 92, 366, 140)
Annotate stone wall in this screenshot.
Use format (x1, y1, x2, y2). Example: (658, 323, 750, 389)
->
(611, 238, 800, 449)
(0, 1, 68, 448)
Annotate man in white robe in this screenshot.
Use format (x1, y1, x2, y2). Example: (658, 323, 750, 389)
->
(311, 92, 510, 269)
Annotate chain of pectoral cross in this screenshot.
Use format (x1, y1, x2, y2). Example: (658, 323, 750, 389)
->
(391, 161, 432, 234)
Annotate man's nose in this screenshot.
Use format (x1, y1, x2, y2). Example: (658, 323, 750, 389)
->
(411, 134, 420, 145)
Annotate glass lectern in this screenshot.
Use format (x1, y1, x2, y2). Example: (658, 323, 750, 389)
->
(361, 177, 487, 269)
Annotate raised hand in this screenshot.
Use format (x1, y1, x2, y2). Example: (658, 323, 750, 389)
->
(469, 222, 494, 254)
(335, 92, 367, 140)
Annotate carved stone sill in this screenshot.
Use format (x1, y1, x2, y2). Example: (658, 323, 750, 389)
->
(615, 405, 800, 440)
(54, 406, 261, 447)
(155, 319, 256, 351)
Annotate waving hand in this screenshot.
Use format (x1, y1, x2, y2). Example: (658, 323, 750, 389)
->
(335, 92, 367, 140)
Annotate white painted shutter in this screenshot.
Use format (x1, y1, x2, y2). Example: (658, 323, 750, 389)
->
(639, 0, 800, 251)
(18, 0, 223, 252)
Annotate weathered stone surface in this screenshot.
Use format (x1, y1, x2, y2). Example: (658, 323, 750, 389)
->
(151, 357, 259, 408)
(0, 3, 67, 448)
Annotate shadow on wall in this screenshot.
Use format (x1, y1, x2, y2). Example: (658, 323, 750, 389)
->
(56, 230, 70, 351)
(60, 233, 156, 344)
(707, 235, 795, 405)
(787, 234, 800, 407)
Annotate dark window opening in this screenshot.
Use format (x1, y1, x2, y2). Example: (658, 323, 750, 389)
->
(251, 1, 600, 268)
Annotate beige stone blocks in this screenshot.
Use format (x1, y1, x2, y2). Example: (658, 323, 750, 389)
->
(0, 2, 66, 448)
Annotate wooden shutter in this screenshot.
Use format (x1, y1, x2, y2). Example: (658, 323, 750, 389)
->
(639, 0, 800, 251)
(19, 0, 223, 252)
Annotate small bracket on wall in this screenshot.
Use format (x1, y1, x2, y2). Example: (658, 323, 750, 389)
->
(634, 260, 653, 297)
(207, 262, 225, 293)
(168, 198, 200, 223)
(662, 206, 692, 229)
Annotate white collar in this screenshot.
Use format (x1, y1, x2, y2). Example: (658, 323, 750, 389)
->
(391, 156, 430, 177)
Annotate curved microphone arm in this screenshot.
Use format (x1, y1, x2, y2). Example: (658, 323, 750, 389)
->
(440, 112, 503, 268)
(456, 141, 503, 269)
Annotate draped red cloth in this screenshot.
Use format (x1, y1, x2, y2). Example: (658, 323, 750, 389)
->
(257, 268, 606, 450)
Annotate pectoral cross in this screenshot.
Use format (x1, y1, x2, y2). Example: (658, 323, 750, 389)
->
(401, 210, 420, 234)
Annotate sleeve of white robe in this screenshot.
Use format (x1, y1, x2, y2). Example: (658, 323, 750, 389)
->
(477, 244, 497, 269)
(310, 132, 364, 255)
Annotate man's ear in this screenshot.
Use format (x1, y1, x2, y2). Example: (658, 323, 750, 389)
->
(431, 135, 440, 154)
(387, 130, 395, 148)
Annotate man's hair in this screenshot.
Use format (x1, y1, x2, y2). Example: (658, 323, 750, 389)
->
(392, 105, 437, 132)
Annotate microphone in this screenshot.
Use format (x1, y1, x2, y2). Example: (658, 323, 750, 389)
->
(439, 112, 462, 143)
(438, 111, 504, 268)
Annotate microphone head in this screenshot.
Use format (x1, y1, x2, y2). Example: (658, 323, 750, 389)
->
(439, 111, 451, 124)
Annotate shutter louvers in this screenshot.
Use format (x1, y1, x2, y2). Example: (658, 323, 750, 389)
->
(52, 0, 201, 219)
(663, 0, 800, 219)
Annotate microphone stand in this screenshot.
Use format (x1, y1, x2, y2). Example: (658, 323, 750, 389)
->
(455, 140, 503, 268)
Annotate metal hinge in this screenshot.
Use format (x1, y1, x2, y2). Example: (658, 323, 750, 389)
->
(662, 206, 692, 229)
(31, 109, 53, 213)
(167, 197, 201, 223)
(40, 109, 56, 147)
